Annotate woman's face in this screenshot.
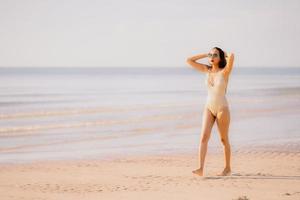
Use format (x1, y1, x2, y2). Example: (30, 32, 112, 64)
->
(208, 49, 220, 66)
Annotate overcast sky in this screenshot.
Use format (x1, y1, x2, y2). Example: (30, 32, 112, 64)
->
(0, 0, 299, 68)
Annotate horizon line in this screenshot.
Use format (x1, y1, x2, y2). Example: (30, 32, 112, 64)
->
(0, 66, 299, 68)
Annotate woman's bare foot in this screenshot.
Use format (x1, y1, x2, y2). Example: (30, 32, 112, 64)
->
(217, 167, 231, 176)
(192, 168, 203, 176)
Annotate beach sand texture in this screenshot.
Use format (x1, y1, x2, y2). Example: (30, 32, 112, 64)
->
(0, 149, 300, 200)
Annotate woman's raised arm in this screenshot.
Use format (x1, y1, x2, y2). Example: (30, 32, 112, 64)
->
(186, 53, 210, 73)
(223, 53, 235, 76)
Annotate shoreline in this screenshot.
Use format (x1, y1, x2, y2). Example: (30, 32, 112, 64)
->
(1, 138, 299, 165)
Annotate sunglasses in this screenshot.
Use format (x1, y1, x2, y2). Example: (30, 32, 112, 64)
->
(208, 53, 219, 58)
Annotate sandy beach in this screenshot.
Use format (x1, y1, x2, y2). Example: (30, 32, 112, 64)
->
(1, 147, 300, 200)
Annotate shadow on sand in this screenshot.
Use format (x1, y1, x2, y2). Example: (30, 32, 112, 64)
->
(203, 173, 300, 180)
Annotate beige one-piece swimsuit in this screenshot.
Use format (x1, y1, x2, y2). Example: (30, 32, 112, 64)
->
(204, 70, 229, 117)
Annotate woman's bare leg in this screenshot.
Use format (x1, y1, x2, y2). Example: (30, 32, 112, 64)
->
(216, 106, 231, 176)
(192, 107, 216, 176)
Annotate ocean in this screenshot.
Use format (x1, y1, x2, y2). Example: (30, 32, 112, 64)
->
(0, 66, 299, 163)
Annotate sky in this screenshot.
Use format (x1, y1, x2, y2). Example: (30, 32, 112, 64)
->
(0, 0, 299, 68)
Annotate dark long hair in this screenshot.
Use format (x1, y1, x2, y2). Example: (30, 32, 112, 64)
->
(210, 47, 227, 69)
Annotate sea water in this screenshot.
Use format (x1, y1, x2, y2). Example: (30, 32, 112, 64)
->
(0, 66, 299, 163)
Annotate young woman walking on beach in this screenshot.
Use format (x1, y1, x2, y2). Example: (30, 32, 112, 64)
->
(186, 47, 235, 176)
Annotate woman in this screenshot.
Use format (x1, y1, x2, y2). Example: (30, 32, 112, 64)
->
(186, 47, 235, 176)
